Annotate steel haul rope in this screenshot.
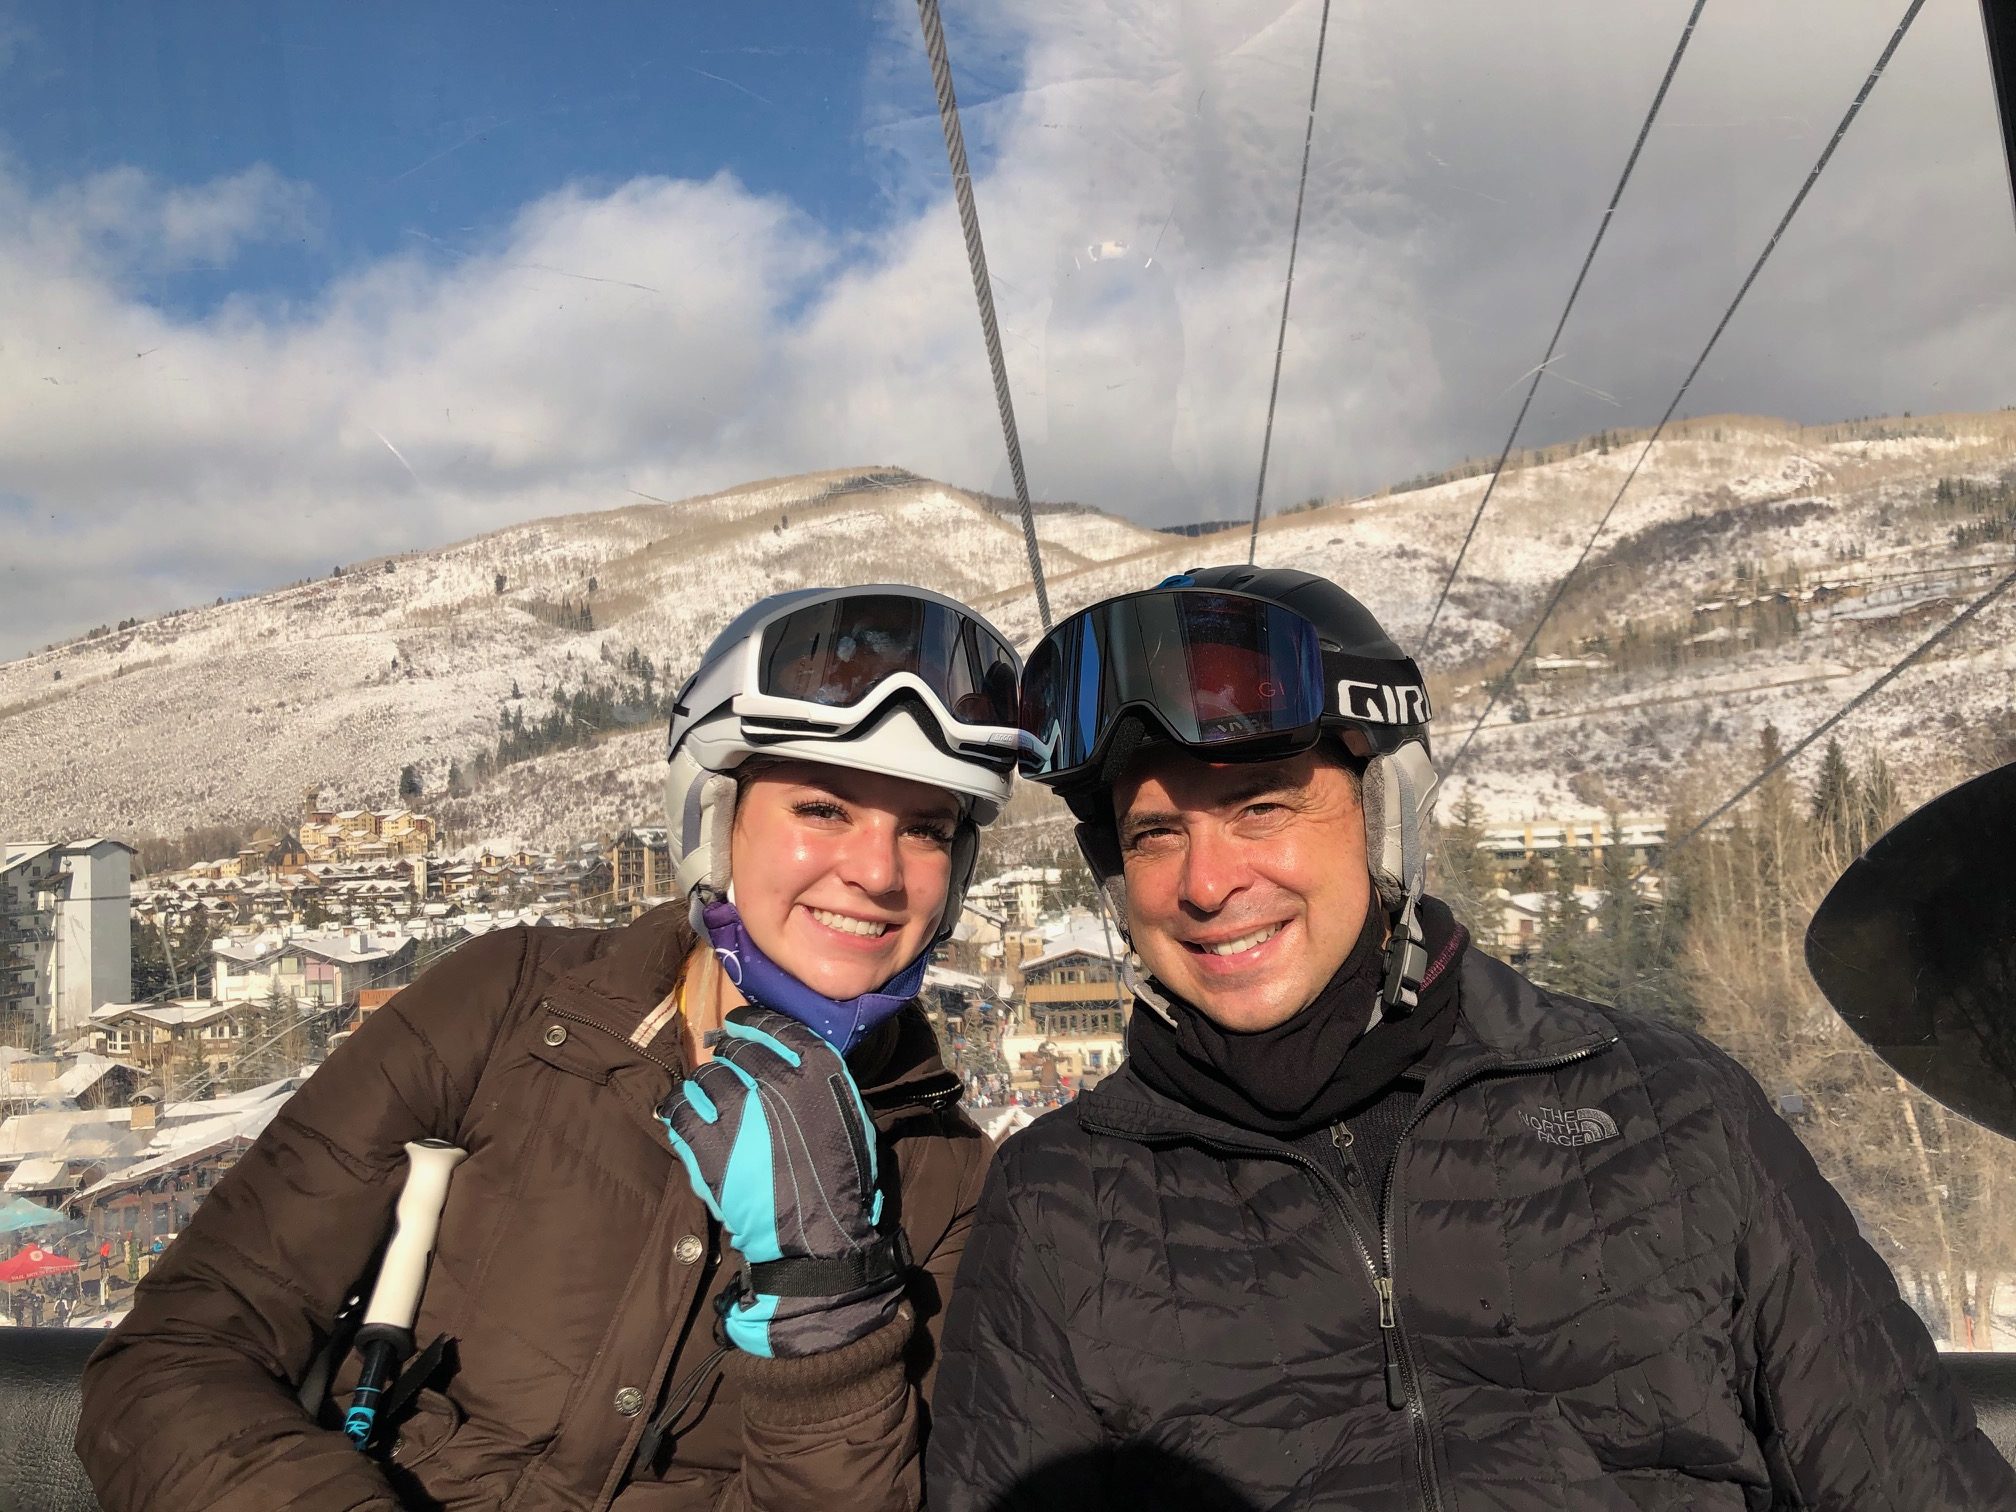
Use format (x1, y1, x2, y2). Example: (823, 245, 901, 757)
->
(914, 0, 1051, 628)
(1246, 0, 1335, 567)
(1447, 0, 1930, 777)
(1419, 0, 1709, 653)
(1645, 558, 2016, 878)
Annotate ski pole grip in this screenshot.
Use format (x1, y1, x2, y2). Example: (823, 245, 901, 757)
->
(361, 1139, 466, 1334)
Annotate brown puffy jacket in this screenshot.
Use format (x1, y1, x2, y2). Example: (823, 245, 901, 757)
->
(76, 903, 988, 1511)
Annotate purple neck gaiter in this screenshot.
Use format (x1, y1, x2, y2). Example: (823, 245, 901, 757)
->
(701, 898, 928, 1054)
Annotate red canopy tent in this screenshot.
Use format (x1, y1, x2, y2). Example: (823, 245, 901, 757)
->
(0, 1244, 79, 1283)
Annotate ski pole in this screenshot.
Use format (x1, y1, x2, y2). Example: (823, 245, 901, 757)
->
(344, 1138, 467, 1449)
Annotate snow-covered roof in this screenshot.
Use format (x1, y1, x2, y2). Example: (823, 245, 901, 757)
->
(0, 1107, 146, 1167)
(923, 965, 987, 994)
(49, 1056, 133, 1100)
(978, 1106, 1039, 1143)
(0, 1108, 132, 1163)
(212, 929, 412, 966)
(4, 1157, 69, 1193)
(91, 999, 235, 1028)
(1020, 917, 1122, 974)
(456, 908, 564, 936)
(973, 866, 1062, 888)
(72, 1099, 288, 1204)
(0, 843, 59, 875)
(160, 1078, 297, 1124)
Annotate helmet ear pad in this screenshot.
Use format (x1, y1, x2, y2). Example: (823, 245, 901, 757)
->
(1074, 821, 1131, 945)
(1360, 740, 1440, 910)
(943, 821, 980, 943)
(668, 747, 736, 902)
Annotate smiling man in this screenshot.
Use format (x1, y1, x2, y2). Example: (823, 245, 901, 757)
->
(927, 566, 2014, 1511)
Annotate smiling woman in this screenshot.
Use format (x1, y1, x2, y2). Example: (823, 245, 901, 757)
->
(722, 761, 962, 1008)
(69, 583, 1024, 1510)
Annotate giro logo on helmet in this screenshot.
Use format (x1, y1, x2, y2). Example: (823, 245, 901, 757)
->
(1338, 679, 1431, 725)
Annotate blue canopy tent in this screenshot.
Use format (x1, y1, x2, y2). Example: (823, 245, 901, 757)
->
(0, 1198, 68, 1235)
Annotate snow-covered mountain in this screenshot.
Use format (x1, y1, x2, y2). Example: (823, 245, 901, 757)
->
(4, 415, 2012, 858)
(0, 468, 1165, 852)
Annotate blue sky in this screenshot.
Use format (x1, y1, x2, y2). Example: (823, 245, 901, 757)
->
(0, 2, 918, 317)
(0, 1, 2011, 657)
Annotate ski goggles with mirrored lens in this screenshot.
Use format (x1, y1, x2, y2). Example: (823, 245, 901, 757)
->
(1018, 587, 1430, 786)
(728, 589, 1026, 764)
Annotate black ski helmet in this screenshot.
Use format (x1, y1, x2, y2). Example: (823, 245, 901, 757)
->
(1173, 563, 1432, 752)
(1017, 563, 1442, 1018)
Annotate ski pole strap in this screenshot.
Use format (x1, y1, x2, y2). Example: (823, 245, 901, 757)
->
(743, 1230, 913, 1300)
(371, 1333, 455, 1432)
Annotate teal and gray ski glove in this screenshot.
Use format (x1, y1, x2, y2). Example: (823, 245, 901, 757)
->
(657, 1007, 909, 1358)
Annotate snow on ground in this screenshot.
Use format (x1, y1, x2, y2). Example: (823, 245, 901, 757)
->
(1032, 511, 1167, 564)
(4, 412, 2012, 848)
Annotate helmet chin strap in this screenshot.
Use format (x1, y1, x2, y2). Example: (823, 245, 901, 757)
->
(1375, 749, 1430, 1022)
(698, 896, 926, 1054)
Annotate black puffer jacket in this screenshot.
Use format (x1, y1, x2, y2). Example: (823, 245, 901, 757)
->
(929, 949, 2015, 1510)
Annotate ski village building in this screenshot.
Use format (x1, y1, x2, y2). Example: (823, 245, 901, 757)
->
(0, 814, 1666, 1317)
(210, 929, 419, 1007)
(1, 839, 134, 1045)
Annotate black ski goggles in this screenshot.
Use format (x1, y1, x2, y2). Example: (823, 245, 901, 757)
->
(1017, 587, 1430, 786)
(750, 591, 1021, 733)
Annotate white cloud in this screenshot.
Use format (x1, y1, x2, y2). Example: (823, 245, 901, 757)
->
(1, 0, 2012, 659)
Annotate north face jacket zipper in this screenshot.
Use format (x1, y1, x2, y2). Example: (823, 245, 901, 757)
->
(1079, 1112, 1437, 1511)
(1083, 1035, 1620, 1512)
(1375, 1038, 1620, 1512)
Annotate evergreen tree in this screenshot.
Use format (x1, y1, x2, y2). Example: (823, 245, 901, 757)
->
(1810, 738, 1860, 857)
(230, 984, 297, 1091)
(295, 888, 331, 928)
(1431, 790, 1498, 932)
(1533, 848, 1600, 997)
(447, 759, 467, 797)
(1860, 751, 1902, 843)
(130, 915, 176, 1000)
(1748, 723, 1804, 968)
(1593, 816, 1638, 995)
(398, 764, 422, 801)
(1514, 849, 1551, 896)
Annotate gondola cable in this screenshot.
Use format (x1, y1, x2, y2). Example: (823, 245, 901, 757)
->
(1641, 558, 2016, 880)
(914, 0, 1052, 628)
(1417, 0, 1709, 654)
(1246, 0, 1335, 567)
(1446, 0, 1930, 778)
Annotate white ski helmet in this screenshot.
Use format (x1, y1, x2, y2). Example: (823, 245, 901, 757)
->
(664, 586, 1024, 942)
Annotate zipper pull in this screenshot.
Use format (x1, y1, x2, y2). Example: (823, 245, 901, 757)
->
(1376, 1278, 1405, 1410)
(1332, 1123, 1361, 1185)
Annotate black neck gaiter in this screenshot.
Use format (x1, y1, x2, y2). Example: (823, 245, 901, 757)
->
(1125, 895, 1467, 1138)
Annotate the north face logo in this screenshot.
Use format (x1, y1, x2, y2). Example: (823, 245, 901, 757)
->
(1523, 1106, 1620, 1147)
